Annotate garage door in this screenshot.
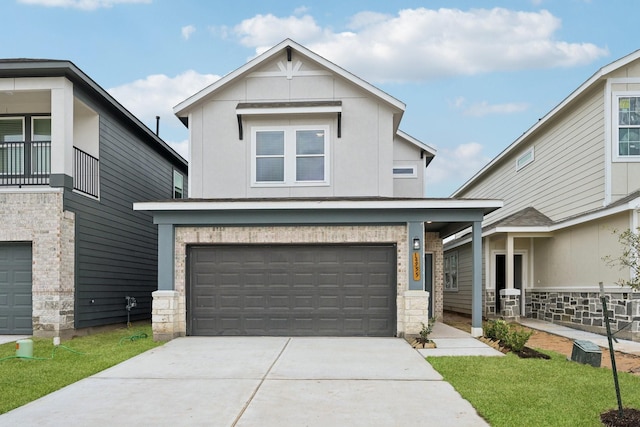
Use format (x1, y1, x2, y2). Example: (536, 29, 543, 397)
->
(0, 243, 33, 334)
(188, 244, 397, 336)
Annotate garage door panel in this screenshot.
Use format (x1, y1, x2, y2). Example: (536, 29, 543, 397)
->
(188, 244, 396, 336)
(0, 243, 33, 334)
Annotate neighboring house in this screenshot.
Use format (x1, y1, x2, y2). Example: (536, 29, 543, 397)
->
(136, 39, 501, 340)
(0, 59, 187, 338)
(445, 49, 640, 340)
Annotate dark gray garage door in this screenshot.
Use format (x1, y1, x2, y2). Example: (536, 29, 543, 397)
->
(188, 244, 397, 336)
(0, 243, 33, 334)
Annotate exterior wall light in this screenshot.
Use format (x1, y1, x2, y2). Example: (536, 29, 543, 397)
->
(413, 237, 421, 251)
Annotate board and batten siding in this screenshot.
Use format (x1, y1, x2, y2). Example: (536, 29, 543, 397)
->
(64, 92, 183, 329)
(459, 84, 606, 225)
(442, 243, 474, 315)
(188, 54, 401, 199)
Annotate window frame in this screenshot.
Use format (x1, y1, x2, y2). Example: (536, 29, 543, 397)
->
(173, 169, 185, 199)
(251, 125, 330, 187)
(515, 146, 534, 171)
(30, 116, 51, 176)
(0, 117, 25, 175)
(613, 92, 640, 162)
(444, 251, 458, 292)
(393, 165, 417, 178)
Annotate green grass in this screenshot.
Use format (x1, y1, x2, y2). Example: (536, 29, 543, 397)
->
(428, 350, 640, 427)
(0, 324, 163, 415)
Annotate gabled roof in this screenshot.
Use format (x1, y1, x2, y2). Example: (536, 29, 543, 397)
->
(174, 39, 406, 125)
(396, 130, 437, 167)
(489, 206, 553, 228)
(0, 58, 187, 170)
(452, 49, 640, 197)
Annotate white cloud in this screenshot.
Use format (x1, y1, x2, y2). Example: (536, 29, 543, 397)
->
(18, 0, 150, 10)
(107, 70, 220, 159)
(463, 101, 529, 117)
(233, 13, 326, 49)
(231, 7, 608, 83)
(181, 25, 196, 40)
(425, 142, 490, 196)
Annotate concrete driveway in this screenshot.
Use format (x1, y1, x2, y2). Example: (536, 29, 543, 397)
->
(0, 337, 487, 426)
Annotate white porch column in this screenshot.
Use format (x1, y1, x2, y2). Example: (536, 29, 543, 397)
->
(506, 233, 514, 289)
(471, 220, 483, 337)
(50, 78, 74, 177)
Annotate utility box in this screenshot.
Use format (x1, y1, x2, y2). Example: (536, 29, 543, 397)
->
(571, 340, 602, 367)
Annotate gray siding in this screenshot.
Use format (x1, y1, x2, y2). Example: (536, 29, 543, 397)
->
(65, 91, 185, 329)
(460, 85, 606, 224)
(443, 243, 473, 315)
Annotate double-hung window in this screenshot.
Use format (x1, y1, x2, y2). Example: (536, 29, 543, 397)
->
(252, 125, 329, 186)
(616, 95, 640, 157)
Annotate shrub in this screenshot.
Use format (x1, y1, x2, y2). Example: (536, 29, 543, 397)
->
(507, 327, 534, 352)
(484, 319, 533, 352)
(485, 319, 510, 341)
(416, 318, 436, 348)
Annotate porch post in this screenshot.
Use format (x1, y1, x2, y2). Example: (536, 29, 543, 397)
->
(506, 234, 514, 289)
(157, 223, 175, 291)
(471, 220, 483, 337)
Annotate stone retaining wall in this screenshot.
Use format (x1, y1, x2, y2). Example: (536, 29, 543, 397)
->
(526, 290, 640, 341)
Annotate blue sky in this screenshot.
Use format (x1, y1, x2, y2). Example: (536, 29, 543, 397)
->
(2, 0, 637, 196)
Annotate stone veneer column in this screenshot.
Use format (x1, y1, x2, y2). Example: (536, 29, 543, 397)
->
(151, 290, 184, 341)
(403, 290, 430, 335)
(499, 289, 521, 320)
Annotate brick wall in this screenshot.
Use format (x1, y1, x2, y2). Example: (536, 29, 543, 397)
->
(0, 190, 75, 337)
(162, 224, 431, 337)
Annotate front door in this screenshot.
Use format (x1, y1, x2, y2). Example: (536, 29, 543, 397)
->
(495, 254, 522, 313)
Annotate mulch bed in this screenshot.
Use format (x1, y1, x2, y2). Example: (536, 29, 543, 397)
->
(601, 408, 640, 427)
(478, 336, 550, 359)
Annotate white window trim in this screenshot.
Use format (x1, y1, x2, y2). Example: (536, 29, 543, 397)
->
(515, 146, 534, 171)
(251, 125, 330, 187)
(444, 251, 458, 292)
(393, 164, 417, 178)
(612, 90, 640, 162)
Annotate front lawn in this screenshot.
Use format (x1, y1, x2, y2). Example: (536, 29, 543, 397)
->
(428, 351, 640, 427)
(0, 324, 163, 415)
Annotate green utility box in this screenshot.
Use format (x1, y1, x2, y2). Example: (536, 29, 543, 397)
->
(570, 340, 602, 367)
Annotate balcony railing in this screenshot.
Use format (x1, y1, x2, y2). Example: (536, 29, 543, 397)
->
(73, 147, 99, 198)
(0, 141, 51, 186)
(0, 142, 100, 198)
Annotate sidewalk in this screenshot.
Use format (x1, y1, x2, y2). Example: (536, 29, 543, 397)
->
(416, 321, 504, 357)
(519, 318, 640, 356)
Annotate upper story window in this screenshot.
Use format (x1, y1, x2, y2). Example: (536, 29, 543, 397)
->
(516, 147, 534, 171)
(393, 165, 417, 178)
(617, 95, 640, 157)
(173, 170, 185, 199)
(252, 125, 329, 186)
(0, 115, 51, 178)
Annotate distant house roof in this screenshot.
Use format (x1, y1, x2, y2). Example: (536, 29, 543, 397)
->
(0, 58, 187, 170)
(452, 49, 640, 197)
(488, 207, 553, 228)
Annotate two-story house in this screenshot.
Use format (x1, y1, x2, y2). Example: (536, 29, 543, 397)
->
(0, 59, 187, 338)
(444, 49, 640, 341)
(136, 39, 501, 340)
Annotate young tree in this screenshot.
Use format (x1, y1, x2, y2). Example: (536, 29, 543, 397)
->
(603, 227, 640, 290)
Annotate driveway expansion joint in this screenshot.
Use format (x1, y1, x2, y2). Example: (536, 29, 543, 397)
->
(231, 337, 291, 426)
